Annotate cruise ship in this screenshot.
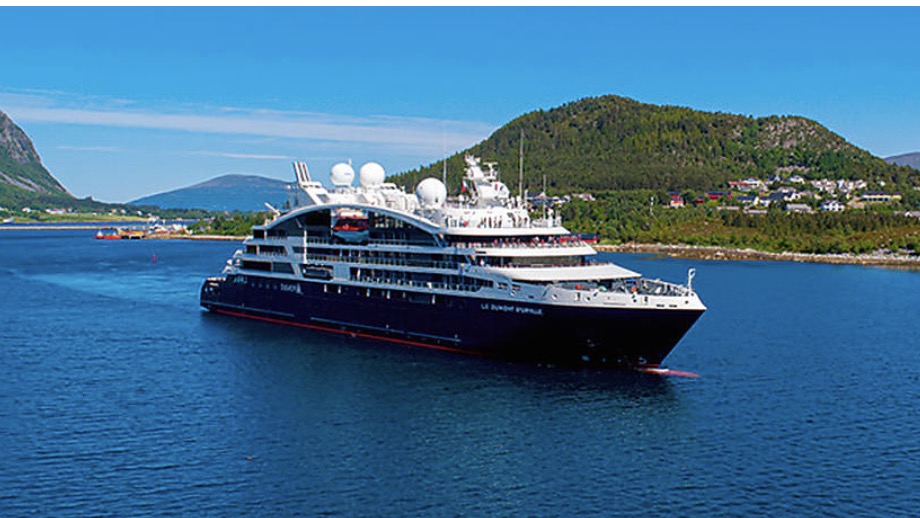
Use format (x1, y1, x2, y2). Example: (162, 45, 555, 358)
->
(200, 156, 706, 368)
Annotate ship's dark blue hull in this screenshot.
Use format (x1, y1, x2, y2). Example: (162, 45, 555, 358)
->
(200, 275, 703, 368)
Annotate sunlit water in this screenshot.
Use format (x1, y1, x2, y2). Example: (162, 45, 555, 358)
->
(1, 230, 918, 515)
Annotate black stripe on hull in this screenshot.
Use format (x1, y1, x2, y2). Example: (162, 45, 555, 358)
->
(200, 276, 703, 368)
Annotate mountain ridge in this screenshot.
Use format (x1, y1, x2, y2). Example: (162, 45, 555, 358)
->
(129, 174, 292, 212)
(886, 152, 920, 171)
(0, 109, 72, 205)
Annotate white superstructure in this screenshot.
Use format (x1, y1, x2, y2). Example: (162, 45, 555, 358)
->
(220, 155, 705, 313)
(203, 154, 706, 368)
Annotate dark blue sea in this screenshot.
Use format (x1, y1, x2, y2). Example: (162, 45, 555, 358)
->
(1, 230, 918, 516)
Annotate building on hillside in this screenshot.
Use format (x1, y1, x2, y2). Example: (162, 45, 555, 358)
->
(860, 192, 902, 203)
(762, 191, 796, 207)
(796, 190, 819, 200)
(836, 179, 868, 196)
(706, 191, 731, 201)
(667, 191, 685, 208)
(820, 200, 846, 212)
(811, 179, 837, 194)
(735, 195, 759, 205)
(728, 179, 766, 192)
(785, 203, 813, 213)
(728, 180, 747, 191)
(789, 175, 806, 184)
(847, 199, 866, 210)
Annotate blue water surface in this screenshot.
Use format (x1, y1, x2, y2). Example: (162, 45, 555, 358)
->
(1, 230, 918, 516)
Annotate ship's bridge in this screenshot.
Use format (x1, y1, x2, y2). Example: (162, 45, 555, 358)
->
(251, 202, 448, 248)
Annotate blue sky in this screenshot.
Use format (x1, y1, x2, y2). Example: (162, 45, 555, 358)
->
(2, 7, 919, 203)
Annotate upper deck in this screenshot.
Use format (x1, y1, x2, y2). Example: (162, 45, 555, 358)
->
(284, 155, 566, 237)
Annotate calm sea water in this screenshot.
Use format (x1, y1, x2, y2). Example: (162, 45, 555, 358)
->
(1, 230, 918, 516)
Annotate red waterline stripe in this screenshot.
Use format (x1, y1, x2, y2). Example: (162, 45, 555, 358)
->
(210, 308, 481, 357)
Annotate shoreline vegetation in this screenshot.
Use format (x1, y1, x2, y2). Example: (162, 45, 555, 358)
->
(5, 223, 919, 267)
(598, 242, 920, 268)
(155, 235, 920, 267)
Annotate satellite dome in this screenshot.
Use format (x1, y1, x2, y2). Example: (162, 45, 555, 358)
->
(415, 178, 447, 209)
(330, 162, 355, 187)
(359, 162, 386, 187)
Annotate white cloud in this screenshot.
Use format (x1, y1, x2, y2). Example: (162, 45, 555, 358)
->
(0, 90, 495, 154)
(56, 145, 119, 152)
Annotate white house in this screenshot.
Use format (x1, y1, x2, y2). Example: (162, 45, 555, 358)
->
(820, 200, 846, 212)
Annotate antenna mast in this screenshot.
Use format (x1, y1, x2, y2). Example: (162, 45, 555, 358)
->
(518, 128, 524, 201)
(442, 123, 447, 189)
(542, 174, 547, 221)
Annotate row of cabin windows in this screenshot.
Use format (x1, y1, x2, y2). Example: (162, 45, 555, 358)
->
(351, 267, 489, 292)
(237, 260, 488, 291)
(321, 284, 471, 309)
(291, 247, 467, 269)
(240, 260, 294, 274)
(478, 255, 587, 267)
(262, 228, 437, 246)
(446, 235, 574, 247)
(236, 274, 479, 312)
(260, 212, 438, 246)
(246, 244, 286, 255)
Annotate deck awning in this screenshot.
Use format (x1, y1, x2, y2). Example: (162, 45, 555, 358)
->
(483, 262, 640, 282)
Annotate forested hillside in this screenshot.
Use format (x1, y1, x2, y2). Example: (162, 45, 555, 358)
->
(558, 192, 920, 254)
(391, 95, 918, 198)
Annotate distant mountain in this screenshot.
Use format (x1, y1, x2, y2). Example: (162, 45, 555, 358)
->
(392, 95, 918, 195)
(886, 152, 920, 171)
(129, 174, 293, 212)
(0, 109, 73, 206)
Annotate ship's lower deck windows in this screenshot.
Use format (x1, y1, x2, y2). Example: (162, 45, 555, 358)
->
(272, 262, 294, 274)
(292, 246, 469, 270)
(241, 260, 271, 272)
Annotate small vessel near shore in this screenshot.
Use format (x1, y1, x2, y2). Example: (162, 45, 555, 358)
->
(94, 221, 188, 240)
(200, 156, 706, 368)
(95, 227, 145, 240)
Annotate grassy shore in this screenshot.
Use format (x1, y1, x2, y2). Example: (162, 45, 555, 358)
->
(598, 242, 920, 268)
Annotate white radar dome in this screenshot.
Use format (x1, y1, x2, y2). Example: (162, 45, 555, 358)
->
(359, 162, 386, 187)
(415, 178, 447, 209)
(330, 162, 355, 187)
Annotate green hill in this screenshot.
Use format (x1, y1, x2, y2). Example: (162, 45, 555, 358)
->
(0, 109, 73, 208)
(392, 95, 918, 198)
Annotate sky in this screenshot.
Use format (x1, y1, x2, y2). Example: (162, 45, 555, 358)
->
(2, 7, 919, 203)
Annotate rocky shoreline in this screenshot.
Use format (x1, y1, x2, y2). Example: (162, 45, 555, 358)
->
(596, 243, 920, 268)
